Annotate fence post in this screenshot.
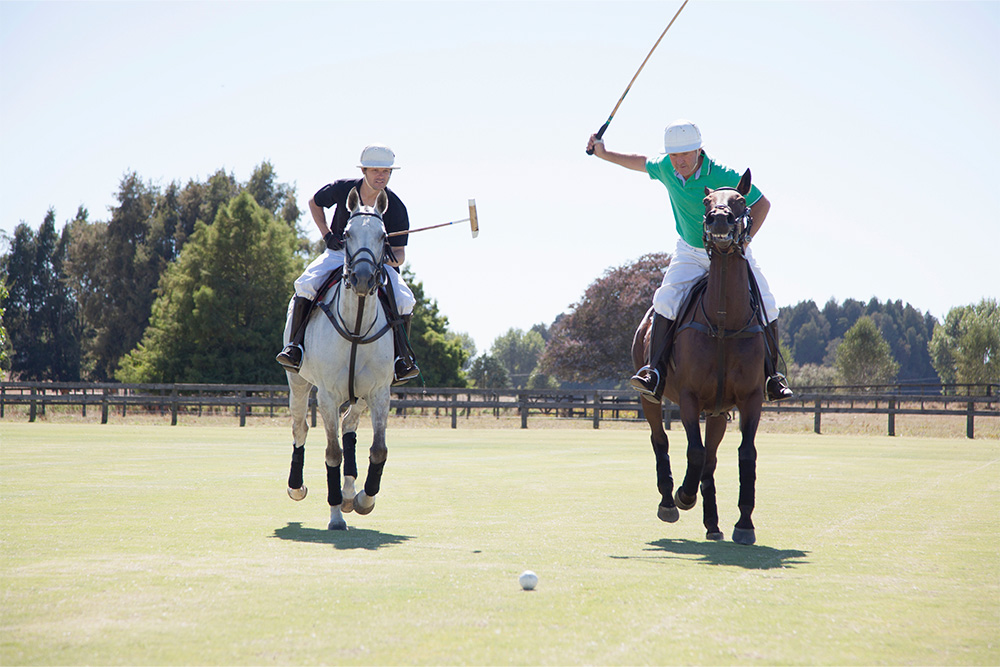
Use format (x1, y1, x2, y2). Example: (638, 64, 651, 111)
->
(1, 384, 5, 418)
(888, 398, 896, 437)
(519, 392, 528, 429)
(662, 400, 672, 430)
(451, 393, 457, 430)
(239, 390, 247, 427)
(101, 388, 109, 424)
(592, 392, 600, 429)
(29, 387, 37, 422)
(967, 401, 975, 439)
(814, 399, 822, 434)
(171, 387, 179, 426)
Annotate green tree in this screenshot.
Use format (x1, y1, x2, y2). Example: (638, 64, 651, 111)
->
(490, 327, 546, 389)
(834, 316, 899, 386)
(402, 267, 469, 387)
(540, 252, 669, 385)
(467, 354, 510, 389)
(246, 160, 302, 227)
(63, 173, 167, 379)
(116, 193, 301, 383)
(928, 299, 999, 387)
(0, 211, 81, 380)
(1, 273, 10, 378)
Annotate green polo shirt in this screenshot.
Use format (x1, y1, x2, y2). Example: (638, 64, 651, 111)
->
(646, 151, 764, 249)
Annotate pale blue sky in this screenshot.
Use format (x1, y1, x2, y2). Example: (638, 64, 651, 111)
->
(2, 1, 998, 354)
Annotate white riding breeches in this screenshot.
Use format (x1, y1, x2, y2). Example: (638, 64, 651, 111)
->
(652, 238, 779, 323)
(293, 249, 416, 315)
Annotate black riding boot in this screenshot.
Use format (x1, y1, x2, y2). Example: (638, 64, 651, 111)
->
(276, 296, 313, 372)
(630, 313, 673, 403)
(392, 314, 419, 385)
(764, 320, 793, 401)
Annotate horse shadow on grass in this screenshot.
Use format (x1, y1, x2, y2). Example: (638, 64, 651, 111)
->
(611, 538, 810, 570)
(272, 522, 414, 551)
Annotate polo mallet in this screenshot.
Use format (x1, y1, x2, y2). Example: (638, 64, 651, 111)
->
(586, 0, 690, 155)
(387, 199, 479, 239)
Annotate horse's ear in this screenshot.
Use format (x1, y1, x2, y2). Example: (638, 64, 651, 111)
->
(375, 189, 388, 216)
(704, 186, 713, 196)
(737, 169, 752, 196)
(347, 187, 360, 213)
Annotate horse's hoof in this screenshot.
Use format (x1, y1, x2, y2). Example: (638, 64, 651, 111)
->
(657, 505, 679, 523)
(328, 518, 347, 531)
(287, 486, 308, 501)
(674, 489, 697, 511)
(706, 530, 724, 541)
(732, 528, 756, 545)
(353, 490, 376, 516)
(341, 477, 356, 513)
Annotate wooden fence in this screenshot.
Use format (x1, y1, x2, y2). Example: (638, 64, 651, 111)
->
(1, 381, 997, 439)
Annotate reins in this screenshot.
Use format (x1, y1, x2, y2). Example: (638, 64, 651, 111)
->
(677, 193, 763, 416)
(316, 210, 394, 404)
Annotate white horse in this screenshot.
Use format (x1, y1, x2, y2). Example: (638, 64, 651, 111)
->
(285, 187, 395, 530)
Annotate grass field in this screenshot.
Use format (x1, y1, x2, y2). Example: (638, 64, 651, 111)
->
(1, 422, 998, 665)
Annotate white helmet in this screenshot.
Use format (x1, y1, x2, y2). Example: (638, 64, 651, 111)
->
(358, 144, 400, 169)
(663, 119, 702, 153)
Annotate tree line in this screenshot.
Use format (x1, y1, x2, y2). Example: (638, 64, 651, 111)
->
(0, 163, 469, 386)
(3, 179, 997, 390)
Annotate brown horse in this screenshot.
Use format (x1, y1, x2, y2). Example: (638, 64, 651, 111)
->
(630, 169, 765, 545)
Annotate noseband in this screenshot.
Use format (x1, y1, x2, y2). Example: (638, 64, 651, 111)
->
(702, 187, 752, 257)
(342, 211, 387, 296)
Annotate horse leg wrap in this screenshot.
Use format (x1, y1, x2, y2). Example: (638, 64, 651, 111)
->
(326, 463, 343, 507)
(364, 459, 386, 497)
(654, 452, 674, 501)
(737, 458, 756, 509)
(342, 432, 358, 479)
(288, 445, 305, 490)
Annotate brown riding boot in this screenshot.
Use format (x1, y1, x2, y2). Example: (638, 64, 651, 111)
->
(764, 320, 793, 401)
(392, 314, 419, 385)
(276, 296, 313, 372)
(630, 314, 673, 403)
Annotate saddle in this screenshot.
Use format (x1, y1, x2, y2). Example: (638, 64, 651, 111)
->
(657, 276, 709, 371)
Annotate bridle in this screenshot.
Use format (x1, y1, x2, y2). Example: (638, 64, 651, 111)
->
(702, 187, 752, 259)
(342, 210, 388, 298)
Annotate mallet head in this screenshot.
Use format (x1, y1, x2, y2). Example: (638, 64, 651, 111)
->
(469, 199, 479, 238)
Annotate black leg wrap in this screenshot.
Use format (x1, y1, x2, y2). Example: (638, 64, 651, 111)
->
(738, 458, 756, 508)
(326, 463, 343, 507)
(288, 445, 304, 489)
(364, 459, 386, 497)
(342, 432, 358, 479)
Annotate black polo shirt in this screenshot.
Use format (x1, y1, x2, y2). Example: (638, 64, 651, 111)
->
(313, 178, 409, 247)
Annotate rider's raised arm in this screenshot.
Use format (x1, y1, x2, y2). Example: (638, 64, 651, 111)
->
(587, 134, 648, 172)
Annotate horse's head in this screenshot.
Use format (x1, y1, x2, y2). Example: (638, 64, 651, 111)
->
(342, 187, 388, 297)
(702, 169, 752, 255)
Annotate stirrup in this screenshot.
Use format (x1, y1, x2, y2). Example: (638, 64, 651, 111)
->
(392, 357, 419, 385)
(630, 366, 663, 402)
(276, 344, 303, 372)
(766, 373, 793, 401)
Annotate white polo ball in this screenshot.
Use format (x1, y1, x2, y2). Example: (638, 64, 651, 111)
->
(518, 570, 538, 591)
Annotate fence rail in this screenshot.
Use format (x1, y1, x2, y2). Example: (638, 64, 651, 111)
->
(1, 381, 997, 438)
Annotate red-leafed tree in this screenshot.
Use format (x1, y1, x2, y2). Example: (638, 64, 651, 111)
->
(539, 252, 670, 384)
